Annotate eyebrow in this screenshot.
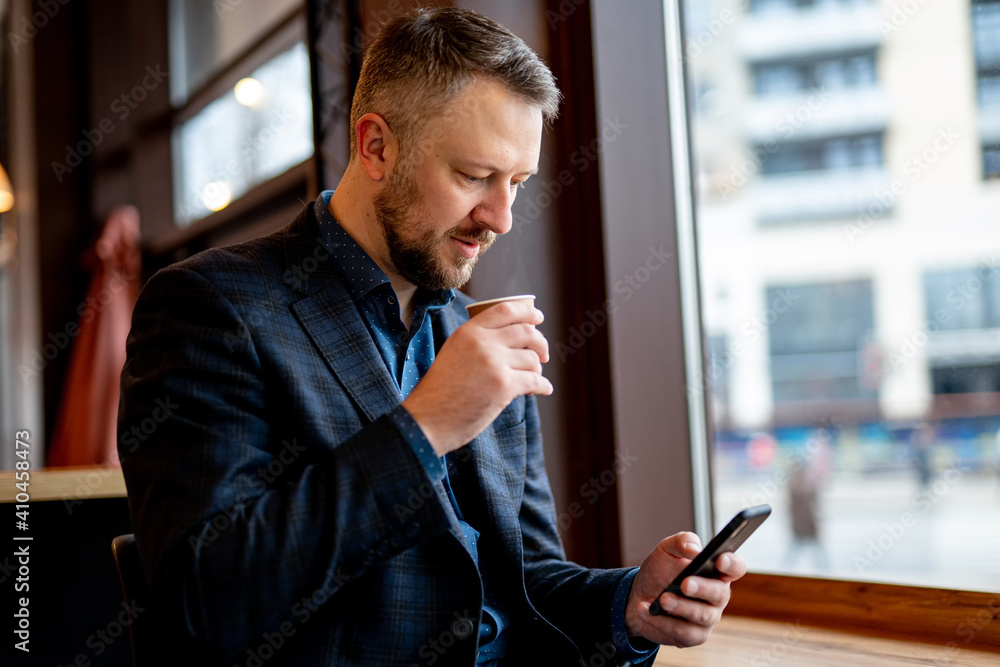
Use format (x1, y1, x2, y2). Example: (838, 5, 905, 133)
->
(462, 161, 538, 176)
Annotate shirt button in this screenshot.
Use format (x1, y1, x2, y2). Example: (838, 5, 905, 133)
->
(387, 296, 396, 305)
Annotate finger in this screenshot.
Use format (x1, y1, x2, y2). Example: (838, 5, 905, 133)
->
(497, 323, 550, 363)
(506, 348, 543, 374)
(641, 599, 717, 648)
(512, 369, 553, 396)
(472, 301, 543, 327)
(715, 552, 747, 581)
(678, 577, 731, 607)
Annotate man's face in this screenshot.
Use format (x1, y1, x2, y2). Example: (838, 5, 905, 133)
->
(374, 78, 543, 290)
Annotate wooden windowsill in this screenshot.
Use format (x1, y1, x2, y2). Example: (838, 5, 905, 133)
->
(0, 466, 126, 503)
(658, 616, 1000, 666)
(725, 573, 1000, 652)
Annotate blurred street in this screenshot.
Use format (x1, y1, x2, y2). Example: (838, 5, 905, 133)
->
(714, 469, 1000, 592)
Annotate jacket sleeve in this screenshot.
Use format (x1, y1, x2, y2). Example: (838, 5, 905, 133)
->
(518, 396, 660, 666)
(118, 263, 455, 661)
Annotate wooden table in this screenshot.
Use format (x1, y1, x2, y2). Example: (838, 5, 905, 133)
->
(0, 465, 126, 503)
(656, 616, 1000, 666)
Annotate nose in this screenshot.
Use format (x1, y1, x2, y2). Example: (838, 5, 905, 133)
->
(471, 182, 514, 235)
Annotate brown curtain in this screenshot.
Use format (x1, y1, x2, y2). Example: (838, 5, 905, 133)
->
(48, 206, 141, 467)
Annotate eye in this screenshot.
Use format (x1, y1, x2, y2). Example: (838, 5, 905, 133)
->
(463, 173, 484, 184)
(511, 181, 526, 190)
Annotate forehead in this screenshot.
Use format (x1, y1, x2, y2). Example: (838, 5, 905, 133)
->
(421, 78, 543, 173)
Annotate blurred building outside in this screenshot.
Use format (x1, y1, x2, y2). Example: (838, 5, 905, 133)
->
(683, 0, 1000, 591)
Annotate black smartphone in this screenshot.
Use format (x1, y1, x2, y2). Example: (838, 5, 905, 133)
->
(649, 504, 771, 615)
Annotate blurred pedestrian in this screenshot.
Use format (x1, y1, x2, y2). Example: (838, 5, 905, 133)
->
(910, 421, 935, 493)
(784, 427, 832, 572)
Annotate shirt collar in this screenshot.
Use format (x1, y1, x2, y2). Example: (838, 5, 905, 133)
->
(314, 191, 454, 311)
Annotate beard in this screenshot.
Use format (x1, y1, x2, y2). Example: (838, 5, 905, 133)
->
(373, 160, 495, 290)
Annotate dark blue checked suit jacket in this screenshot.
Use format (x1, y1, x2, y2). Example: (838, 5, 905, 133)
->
(117, 201, 658, 667)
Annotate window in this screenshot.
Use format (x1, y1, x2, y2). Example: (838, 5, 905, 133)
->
(973, 1, 1000, 181)
(706, 335, 733, 412)
(751, 0, 873, 14)
(972, 0, 1000, 66)
(985, 144, 1000, 179)
(754, 52, 877, 96)
(768, 280, 875, 403)
(924, 267, 1000, 331)
(685, 0, 1000, 592)
(759, 133, 883, 174)
(168, 0, 313, 227)
(978, 75, 1000, 106)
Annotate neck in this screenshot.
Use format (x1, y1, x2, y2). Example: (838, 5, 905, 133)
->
(329, 167, 419, 329)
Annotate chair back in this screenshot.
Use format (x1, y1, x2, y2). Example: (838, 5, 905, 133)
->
(111, 533, 148, 667)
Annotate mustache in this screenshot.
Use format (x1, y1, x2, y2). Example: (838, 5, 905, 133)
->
(449, 227, 496, 245)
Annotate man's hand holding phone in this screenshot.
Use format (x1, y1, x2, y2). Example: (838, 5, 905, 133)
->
(623, 505, 769, 648)
(624, 533, 746, 648)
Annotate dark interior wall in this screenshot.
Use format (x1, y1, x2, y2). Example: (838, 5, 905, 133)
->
(590, 0, 699, 565)
(33, 0, 92, 448)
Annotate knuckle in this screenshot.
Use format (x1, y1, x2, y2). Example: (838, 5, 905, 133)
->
(498, 301, 518, 317)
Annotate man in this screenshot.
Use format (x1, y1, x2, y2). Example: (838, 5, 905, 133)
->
(118, 8, 745, 666)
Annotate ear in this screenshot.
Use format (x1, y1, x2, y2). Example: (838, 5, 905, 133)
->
(354, 113, 398, 182)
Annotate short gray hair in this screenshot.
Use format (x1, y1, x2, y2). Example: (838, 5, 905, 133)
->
(348, 7, 561, 160)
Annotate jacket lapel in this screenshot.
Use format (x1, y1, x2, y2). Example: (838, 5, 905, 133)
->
(282, 206, 402, 424)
